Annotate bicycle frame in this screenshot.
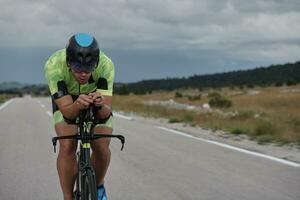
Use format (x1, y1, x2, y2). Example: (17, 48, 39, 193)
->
(52, 106, 125, 199)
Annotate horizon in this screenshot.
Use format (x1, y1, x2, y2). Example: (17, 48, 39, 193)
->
(0, 59, 298, 85)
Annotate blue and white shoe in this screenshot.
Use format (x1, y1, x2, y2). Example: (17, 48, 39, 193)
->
(97, 184, 107, 200)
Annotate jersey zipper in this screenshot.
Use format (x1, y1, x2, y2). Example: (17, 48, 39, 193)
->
(78, 83, 81, 95)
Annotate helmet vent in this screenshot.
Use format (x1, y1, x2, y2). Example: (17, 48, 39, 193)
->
(77, 52, 83, 62)
(86, 54, 92, 62)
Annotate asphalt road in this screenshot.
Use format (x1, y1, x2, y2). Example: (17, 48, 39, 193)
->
(0, 96, 299, 200)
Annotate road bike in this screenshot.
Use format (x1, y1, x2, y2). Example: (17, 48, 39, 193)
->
(52, 106, 125, 200)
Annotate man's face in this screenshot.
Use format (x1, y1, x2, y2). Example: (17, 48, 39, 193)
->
(70, 68, 92, 84)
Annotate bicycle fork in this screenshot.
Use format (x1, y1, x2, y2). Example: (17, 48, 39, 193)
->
(74, 142, 94, 199)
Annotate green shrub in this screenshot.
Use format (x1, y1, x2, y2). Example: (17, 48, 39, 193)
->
(182, 114, 194, 123)
(275, 138, 290, 146)
(275, 82, 283, 87)
(247, 84, 254, 88)
(286, 80, 297, 86)
(289, 118, 300, 132)
(134, 91, 147, 95)
(190, 123, 197, 127)
(253, 121, 276, 136)
(231, 128, 248, 135)
(187, 94, 201, 101)
(297, 139, 300, 148)
(230, 111, 254, 120)
(208, 92, 232, 108)
(208, 92, 221, 99)
(257, 135, 274, 144)
(169, 114, 194, 124)
(169, 118, 181, 123)
(198, 87, 204, 92)
(175, 92, 183, 98)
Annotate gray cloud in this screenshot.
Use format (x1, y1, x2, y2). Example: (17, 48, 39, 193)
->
(0, 0, 300, 83)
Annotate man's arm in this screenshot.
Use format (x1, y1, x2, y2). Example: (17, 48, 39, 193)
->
(54, 94, 94, 120)
(96, 95, 112, 119)
(93, 53, 115, 119)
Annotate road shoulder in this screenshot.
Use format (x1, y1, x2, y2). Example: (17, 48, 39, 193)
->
(115, 111, 300, 164)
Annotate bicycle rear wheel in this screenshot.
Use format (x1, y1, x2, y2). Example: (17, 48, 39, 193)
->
(82, 169, 97, 200)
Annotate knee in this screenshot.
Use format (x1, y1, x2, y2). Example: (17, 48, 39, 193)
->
(55, 122, 78, 156)
(91, 126, 112, 157)
(59, 140, 77, 156)
(92, 143, 111, 157)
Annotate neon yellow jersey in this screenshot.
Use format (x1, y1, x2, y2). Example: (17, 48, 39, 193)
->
(44, 49, 115, 97)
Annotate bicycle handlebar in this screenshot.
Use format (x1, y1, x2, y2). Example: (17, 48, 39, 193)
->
(52, 134, 125, 153)
(52, 105, 125, 153)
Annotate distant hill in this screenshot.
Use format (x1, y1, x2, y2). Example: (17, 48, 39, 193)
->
(114, 61, 300, 94)
(0, 82, 27, 90)
(0, 82, 49, 96)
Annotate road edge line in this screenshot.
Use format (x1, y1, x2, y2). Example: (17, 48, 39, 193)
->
(0, 99, 14, 111)
(156, 126, 300, 168)
(114, 113, 133, 120)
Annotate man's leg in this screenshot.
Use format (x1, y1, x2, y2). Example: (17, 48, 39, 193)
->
(55, 122, 78, 200)
(91, 126, 112, 186)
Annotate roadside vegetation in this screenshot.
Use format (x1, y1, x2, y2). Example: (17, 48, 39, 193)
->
(0, 93, 21, 104)
(113, 85, 300, 147)
(0, 84, 48, 104)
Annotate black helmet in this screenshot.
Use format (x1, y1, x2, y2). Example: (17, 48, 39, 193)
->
(66, 33, 99, 72)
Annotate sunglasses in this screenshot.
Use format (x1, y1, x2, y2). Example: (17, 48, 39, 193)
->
(69, 62, 96, 73)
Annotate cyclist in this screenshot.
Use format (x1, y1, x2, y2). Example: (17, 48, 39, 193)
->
(44, 33, 114, 200)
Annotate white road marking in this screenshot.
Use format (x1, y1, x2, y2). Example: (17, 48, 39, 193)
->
(114, 113, 133, 120)
(37, 100, 48, 111)
(47, 111, 53, 117)
(156, 126, 300, 168)
(0, 99, 14, 111)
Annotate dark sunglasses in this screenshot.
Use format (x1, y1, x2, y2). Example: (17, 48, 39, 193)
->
(69, 62, 96, 73)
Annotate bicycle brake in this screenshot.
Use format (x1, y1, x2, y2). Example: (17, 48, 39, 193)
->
(52, 138, 57, 153)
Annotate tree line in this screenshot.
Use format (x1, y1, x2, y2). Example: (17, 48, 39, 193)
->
(0, 84, 50, 97)
(114, 61, 300, 95)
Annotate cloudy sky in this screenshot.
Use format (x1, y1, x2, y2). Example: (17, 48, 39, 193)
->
(0, 0, 299, 83)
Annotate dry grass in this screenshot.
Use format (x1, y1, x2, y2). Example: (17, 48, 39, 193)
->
(113, 85, 300, 146)
(0, 94, 16, 104)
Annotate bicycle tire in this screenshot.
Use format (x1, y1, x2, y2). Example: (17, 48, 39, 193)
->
(73, 171, 81, 200)
(73, 190, 80, 200)
(82, 169, 97, 200)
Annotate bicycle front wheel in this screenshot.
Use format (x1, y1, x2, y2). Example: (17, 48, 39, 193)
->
(82, 169, 97, 200)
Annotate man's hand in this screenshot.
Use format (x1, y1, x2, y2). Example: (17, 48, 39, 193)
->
(75, 94, 94, 110)
(88, 92, 104, 108)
